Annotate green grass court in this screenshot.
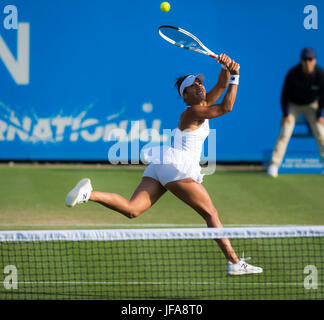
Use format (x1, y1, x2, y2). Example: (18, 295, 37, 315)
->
(1, 237, 323, 300)
(0, 164, 323, 228)
(0, 165, 323, 300)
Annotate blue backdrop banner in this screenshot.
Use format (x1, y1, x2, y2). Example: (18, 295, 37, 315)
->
(0, 0, 323, 161)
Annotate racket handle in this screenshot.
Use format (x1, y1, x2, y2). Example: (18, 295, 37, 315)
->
(208, 53, 218, 59)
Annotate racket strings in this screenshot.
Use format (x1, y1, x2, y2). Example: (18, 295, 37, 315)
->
(160, 27, 202, 50)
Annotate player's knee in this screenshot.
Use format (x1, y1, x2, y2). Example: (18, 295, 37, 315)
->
(316, 133, 324, 144)
(279, 132, 291, 142)
(127, 207, 144, 219)
(128, 210, 139, 219)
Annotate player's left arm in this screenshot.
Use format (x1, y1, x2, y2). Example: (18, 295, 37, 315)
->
(206, 53, 231, 106)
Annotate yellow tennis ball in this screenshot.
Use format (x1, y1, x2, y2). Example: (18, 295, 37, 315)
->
(160, 2, 170, 12)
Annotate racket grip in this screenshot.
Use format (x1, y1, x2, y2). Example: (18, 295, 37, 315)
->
(208, 53, 218, 59)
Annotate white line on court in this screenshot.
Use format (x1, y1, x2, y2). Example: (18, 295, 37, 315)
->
(12, 281, 323, 287)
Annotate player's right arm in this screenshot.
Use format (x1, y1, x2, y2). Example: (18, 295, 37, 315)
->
(187, 61, 240, 120)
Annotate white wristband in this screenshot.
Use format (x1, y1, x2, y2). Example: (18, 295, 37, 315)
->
(221, 64, 228, 70)
(228, 74, 239, 85)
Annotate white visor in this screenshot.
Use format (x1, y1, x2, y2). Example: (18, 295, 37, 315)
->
(179, 74, 205, 97)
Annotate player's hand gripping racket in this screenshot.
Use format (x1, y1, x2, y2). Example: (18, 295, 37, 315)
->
(158, 25, 238, 70)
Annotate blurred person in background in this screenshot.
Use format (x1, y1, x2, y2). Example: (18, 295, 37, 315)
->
(268, 48, 324, 177)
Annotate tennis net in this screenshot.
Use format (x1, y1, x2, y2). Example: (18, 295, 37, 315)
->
(0, 226, 323, 300)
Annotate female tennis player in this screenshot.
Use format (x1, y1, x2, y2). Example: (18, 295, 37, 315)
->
(66, 54, 262, 275)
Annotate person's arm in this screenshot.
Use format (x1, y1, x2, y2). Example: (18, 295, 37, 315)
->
(206, 54, 231, 105)
(316, 68, 324, 122)
(186, 61, 239, 120)
(281, 70, 292, 118)
(280, 69, 294, 127)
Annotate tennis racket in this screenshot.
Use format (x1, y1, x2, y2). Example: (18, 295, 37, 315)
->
(158, 25, 219, 60)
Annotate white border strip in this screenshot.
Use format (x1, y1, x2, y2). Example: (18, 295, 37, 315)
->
(0, 226, 324, 242)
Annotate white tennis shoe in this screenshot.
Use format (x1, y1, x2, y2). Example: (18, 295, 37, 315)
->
(226, 258, 263, 276)
(267, 164, 278, 178)
(65, 178, 93, 207)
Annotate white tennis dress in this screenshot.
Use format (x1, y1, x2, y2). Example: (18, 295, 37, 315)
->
(143, 112, 210, 186)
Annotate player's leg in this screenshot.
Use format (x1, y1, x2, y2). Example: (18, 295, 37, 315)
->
(303, 102, 324, 165)
(268, 104, 299, 176)
(165, 178, 263, 274)
(164, 178, 239, 263)
(66, 164, 167, 217)
(90, 177, 167, 219)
